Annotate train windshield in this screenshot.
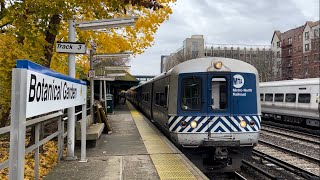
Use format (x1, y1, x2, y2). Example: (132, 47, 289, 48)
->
(211, 77, 228, 110)
(181, 77, 202, 110)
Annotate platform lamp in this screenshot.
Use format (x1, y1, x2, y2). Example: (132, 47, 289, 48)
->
(66, 17, 138, 160)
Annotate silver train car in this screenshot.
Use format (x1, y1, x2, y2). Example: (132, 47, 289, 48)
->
(260, 78, 320, 127)
(127, 57, 261, 170)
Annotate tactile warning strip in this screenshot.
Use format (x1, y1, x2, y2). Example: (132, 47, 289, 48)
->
(128, 103, 197, 180)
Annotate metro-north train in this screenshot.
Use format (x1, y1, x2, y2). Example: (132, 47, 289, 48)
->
(260, 78, 320, 128)
(127, 57, 261, 170)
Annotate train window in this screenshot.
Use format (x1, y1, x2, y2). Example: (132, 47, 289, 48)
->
(265, 94, 273, 101)
(155, 92, 166, 107)
(275, 94, 284, 102)
(285, 94, 296, 102)
(181, 77, 201, 110)
(211, 78, 227, 110)
(260, 94, 264, 101)
(142, 92, 149, 102)
(298, 94, 311, 103)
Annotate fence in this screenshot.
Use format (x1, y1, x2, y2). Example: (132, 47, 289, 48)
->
(0, 106, 89, 179)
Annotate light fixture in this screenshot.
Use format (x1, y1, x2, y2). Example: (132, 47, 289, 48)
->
(77, 17, 138, 30)
(214, 61, 223, 69)
(190, 120, 198, 128)
(240, 120, 247, 128)
(180, 121, 187, 128)
(249, 120, 255, 126)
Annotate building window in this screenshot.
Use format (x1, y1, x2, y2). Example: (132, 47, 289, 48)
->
(304, 56, 309, 63)
(288, 59, 292, 66)
(294, 36, 296, 41)
(276, 51, 280, 58)
(298, 57, 301, 64)
(298, 34, 302, 42)
(305, 32, 309, 40)
(298, 46, 301, 52)
(277, 41, 280, 47)
(304, 67, 309, 75)
(305, 44, 310, 51)
(288, 48, 292, 55)
(288, 37, 292, 44)
(315, 54, 319, 62)
(314, 29, 319, 37)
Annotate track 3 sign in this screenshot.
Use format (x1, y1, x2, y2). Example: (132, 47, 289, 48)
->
(56, 42, 86, 54)
(14, 60, 87, 118)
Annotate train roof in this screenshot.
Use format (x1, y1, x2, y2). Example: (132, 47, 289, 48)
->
(130, 57, 258, 90)
(170, 57, 258, 75)
(260, 78, 320, 87)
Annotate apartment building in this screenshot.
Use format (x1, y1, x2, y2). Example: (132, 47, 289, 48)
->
(271, 20, 319, 80)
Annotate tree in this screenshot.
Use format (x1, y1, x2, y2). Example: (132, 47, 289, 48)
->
(0, 0, 174, 127)
(164, 50, 199, 71)
(250, 50, 276, 82)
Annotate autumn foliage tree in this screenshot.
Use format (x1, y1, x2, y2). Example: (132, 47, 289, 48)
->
(0, 0, 174, 127)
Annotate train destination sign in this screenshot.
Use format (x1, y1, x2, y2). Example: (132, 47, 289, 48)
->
(56, 42, 86, 54)
(15, 60, 87, 118)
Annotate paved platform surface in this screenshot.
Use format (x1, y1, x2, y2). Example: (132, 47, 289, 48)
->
(45, 102, 207, 180)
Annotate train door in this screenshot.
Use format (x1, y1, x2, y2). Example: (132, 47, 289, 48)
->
(207, 74, 232, 136)
(231, 73, 258, 132)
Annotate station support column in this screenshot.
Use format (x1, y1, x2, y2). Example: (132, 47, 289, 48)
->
(66, 20, 76, 159)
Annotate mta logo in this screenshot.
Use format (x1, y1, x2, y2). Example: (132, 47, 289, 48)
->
(233, 74, 244, 88)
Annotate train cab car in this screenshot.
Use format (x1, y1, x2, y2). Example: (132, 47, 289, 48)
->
(167, 58, 261, 148)
(127, 57, 261, 170)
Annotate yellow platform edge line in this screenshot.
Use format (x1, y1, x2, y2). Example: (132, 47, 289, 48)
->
(127, 102, 197, 180)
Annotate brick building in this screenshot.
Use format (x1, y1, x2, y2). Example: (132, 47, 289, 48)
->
(271, 20, 319, 80)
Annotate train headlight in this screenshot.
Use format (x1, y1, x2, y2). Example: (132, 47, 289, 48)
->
(190, 120, 198, 128)
(214, 61, 223, 69)
(240, 120, 247, 128)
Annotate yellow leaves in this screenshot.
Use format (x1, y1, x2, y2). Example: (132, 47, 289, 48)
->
(0, 140, 58, 180)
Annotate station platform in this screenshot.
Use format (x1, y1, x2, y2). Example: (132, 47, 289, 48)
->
(45, 102, 208, 180)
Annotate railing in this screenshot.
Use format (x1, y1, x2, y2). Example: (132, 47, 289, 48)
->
(0, 107, 90, 179)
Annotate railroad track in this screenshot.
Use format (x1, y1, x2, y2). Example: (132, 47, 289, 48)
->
(261, 125, 320, 146)
(255, 140, 320, 178)
(261, 121, 320, 136)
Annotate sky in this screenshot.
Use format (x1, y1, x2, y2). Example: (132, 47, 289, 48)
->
(129, 0, 320, 75)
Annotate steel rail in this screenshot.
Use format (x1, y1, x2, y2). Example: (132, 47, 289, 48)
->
(262, 124, 320, 139)
(253, 150, 320, 180)
(261, 121, 320, 136)
(261, 127, 320, 145)
(242, 160, 279, 180)
(234, 171, 247, 180)
(258, 140, 320, 163)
